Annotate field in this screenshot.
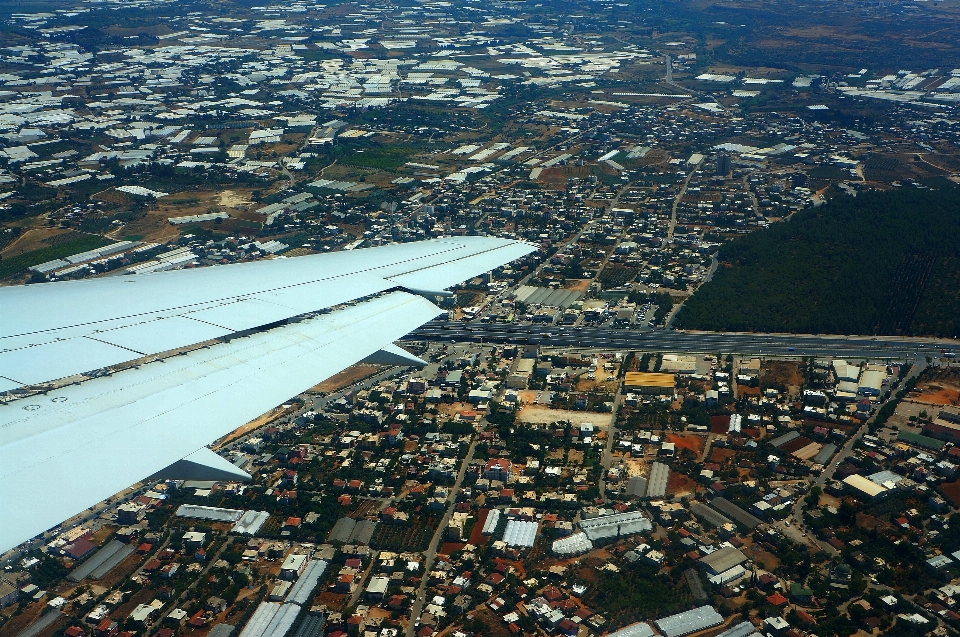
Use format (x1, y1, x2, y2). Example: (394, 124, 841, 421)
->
(0, 234, 112, 280)
(311, 363, 383, 393)
(597, 265, 639, 289)
(371, 516, 437, 552)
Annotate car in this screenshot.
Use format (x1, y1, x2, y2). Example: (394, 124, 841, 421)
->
(785, 520, 791, 527)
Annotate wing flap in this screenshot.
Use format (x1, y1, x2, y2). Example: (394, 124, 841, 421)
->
(0, 291, 442, 551)
(0, 337, 137, 386)
(93, 316, 231, 354)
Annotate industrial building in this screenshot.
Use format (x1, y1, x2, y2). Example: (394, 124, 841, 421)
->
(655, 605, 724, 637)
(552, 532, 593, 556)
(502, 520, 538, 547)
(842, 474, 888, 499)
(624, 372, 676, 395)
(605, 622, 656, 637)
(580, 511, 652, 540)
(645, 462, 670, 498)
(698, 546, 749, 576)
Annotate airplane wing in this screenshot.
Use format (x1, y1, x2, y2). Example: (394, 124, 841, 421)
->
(0, 236, 536, 552)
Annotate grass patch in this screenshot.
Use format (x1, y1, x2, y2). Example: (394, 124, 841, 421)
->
(0, 235, 112, 279)
(337, 144, 420, 171)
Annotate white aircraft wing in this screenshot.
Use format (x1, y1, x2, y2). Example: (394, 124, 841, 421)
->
(0, 237, 536, 552)
(0, 236, 534, 391)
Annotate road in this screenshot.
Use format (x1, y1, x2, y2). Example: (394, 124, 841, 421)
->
(403, 322, 955, 360)
(405, 437, 478, 637)
(598, 390, 623, 502)
(669, 158, 703, 240)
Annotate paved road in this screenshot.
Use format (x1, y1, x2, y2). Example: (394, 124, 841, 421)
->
(598, 390, 623, 502)
(669, 158, 703, 240)
(406, 437, 477, 637)
(404, 323, 956, 360)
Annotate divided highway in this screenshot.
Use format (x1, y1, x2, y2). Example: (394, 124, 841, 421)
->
(404, 322, 957, 360)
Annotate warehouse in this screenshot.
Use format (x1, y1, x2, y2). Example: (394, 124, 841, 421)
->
(482, 509, 501, 535)
(858, 370, 885, 396)
(843, 474, 888, 499)
(285, 560, 328, 606)
(698, 546, 748, 576)
(604, 622, 655, 637)
(580, 511, 652, 540)
(655, 605, 724, 637)
(716, 621, 763, 637)
(624, 373, 675, 395)
(708, 498, 762, 530)
(645, 462, 670, 498)
(552, 532, 593, 556)
(231, 510, 270, 536)
(176, 505, 244, 523)
(503, 520, 538, 547)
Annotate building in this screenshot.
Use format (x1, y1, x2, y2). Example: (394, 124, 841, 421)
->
(659, 355, 697, 374)
(716, 153, 731, 176)
(655, 605, 724, 637)
(0, 581, 18, 608)
(858, 370, 885, 397)
(698, 546, 748, 576)
(280, 554, 307, 580)
(842, 474, 888, 500)
(365, 576, 390, 600)
(624, 373, 675, 395)
(484, 459, 512, 481)
(507, 359, 535, 389)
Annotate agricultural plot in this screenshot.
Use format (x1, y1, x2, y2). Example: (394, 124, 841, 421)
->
(598, 265, 639, 289)
(371, 515, 438, 552)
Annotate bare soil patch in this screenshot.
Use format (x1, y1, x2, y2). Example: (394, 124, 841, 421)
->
(665, 433, 704, 456)
(311, 364, 383, 393)
(666, 471, 699, 498)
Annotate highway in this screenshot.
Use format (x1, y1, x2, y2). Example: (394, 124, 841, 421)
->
(404, 322, 957, 360)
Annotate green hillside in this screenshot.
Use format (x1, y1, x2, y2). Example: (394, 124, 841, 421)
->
(674, 184, 960, 337)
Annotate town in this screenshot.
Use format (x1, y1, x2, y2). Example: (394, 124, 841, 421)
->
(2, 1, 960, 637)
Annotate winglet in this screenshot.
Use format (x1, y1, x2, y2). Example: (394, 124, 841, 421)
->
(360, 343, 427, 367)
(148, 448, 251, 482)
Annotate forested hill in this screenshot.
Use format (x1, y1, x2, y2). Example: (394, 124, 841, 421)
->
(674, 184, 960, 338)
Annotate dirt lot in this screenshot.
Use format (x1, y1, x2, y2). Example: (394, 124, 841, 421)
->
(311, 363, 383, 393)
(856, 512, 893, 532)
(709, 448, 737, 464)
(562, 279, 593, 292)
(666, 471, 699, 498)
(0, 600, 49, 637)
(940, 480, 960, 508)
(761, 360, 805, 397)
(666, 433, 704, 456)
(909, 368, 960, 406)
(214, 403, 297, 448)
(741, 541, 780, 571)
(517, 405, 613, 427)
